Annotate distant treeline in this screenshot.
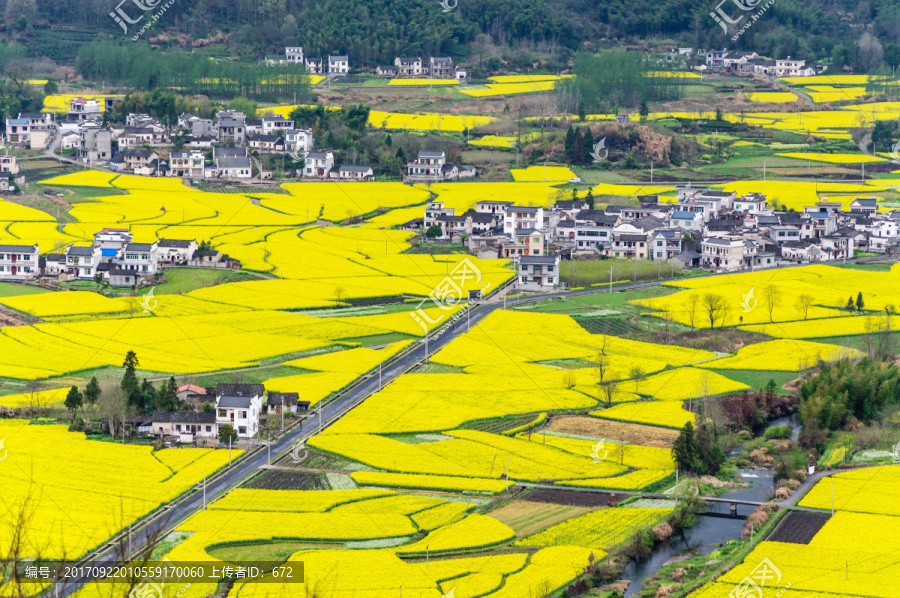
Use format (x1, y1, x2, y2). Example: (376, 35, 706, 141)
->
(7, 0, 900, 68)
(75, 42, 314, 102)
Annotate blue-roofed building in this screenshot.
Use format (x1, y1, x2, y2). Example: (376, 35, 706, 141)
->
(671, 210, 702, 232)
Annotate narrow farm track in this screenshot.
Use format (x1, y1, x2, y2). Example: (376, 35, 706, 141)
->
(56, 256, 896, 596)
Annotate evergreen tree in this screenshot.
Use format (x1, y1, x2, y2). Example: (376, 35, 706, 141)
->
(84, 376, 101, 407)
(395, 147, 405, 163)
(672, 421, 699, 473)
(582, 127, 595, 165)
(573, 128, 585, 165)
(585, 189, 595, 210)
(847, 296, 855, 311)
(564, 125, 576, 162)
(65, 385, 83, 417)
(385, 134, 392, 147)
(571, 188, 578, 201)
(857, 292, 865, 313)
(121, 351, 141, 407)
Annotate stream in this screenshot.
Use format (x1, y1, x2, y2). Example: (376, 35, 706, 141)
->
(620, 413, 801, 596)
(621, 469, 774, 596)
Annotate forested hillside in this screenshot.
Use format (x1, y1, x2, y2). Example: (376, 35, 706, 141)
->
(2, 0, 898, 67)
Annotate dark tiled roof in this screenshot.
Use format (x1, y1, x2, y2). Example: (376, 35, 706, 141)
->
(159, 239, 194, 248)
(0, 244, 37, 252)
(267, 392, 299, 407)
(216, 383, 264, 397)
(125, 243, 154, 251)
(520, 256, 558, 264)
(217, 395, 252, 408)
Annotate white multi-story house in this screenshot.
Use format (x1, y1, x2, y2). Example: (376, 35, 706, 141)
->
(775, 57, 816, 77)
(424, 201, 455, 228)
(518, 256, 559, 290)
(406, 150, 445, 181)
(701, 237, 747, 271)
(395, 57, 425, 76)
(284, 129, 314, 155)
(306, 57, 325, 74)
(476, 200, 513, 217)
(328, 55, 349, 75)
(652, 229, 683, 260)
(120, 242, 159, 275)
(733, 193, 768, 214)
(303, 151, 335, 178)
(262, 116, 294, 133)
(503, 206, 544, 233)
(169, 150, 205, 179)
(67, 97, 101, 123)
(215, 384, 263, 439)
(94, 228, 132, 262)
(286, 47, 304, 64)
(0, 155, 19, 175)
(65, 245, 102, 279)
(0, 244, 39, 279)
(705, 49, 728, 68)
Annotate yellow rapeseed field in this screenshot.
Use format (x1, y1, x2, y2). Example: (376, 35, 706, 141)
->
(0, 420, 238, 560)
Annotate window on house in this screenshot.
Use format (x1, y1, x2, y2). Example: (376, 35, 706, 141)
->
(239, 410, 247, 418)
(238, 426, 247, 434)
(218, 409, 226, 417)
(205, 425, 211, 432)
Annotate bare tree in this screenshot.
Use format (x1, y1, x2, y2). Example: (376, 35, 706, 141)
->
(630, 366, 646, 395)
(763, 285, 781, 323)
(602, 379, 620, 408)
(701, 293, 725, 329)
(684, 294, 700, 328)
(794, 294, 814, 320)
(857, 32, 884, 72)
(98, 381, 129, 441)
(562, 370, 578, 389)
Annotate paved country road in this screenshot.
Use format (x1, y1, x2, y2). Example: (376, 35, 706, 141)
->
(54, 256, 894, 596)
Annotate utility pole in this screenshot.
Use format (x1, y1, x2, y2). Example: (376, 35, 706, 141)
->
(229, 438, 232, 465)
(379, 362, 382, 390)
(281, 396, 284, 431)
(318, 405, 322, 435)
(203, 477, 207, 509)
